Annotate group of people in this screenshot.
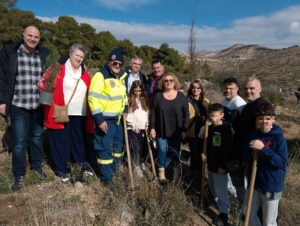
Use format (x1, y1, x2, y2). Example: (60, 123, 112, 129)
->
(0, 25, 288, 226)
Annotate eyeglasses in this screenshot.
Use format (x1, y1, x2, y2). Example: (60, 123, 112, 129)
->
(112, 61, 123, 67)
(164, 79, 174, 83)
(192, 86, 201, 90)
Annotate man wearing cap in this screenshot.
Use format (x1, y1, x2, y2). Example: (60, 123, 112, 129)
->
(88, 48, 128, 183)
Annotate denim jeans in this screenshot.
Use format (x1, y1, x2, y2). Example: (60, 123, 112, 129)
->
(208, 170, 230, 214)
(157, 135, 181, 168)
(10, 106, 44, 177)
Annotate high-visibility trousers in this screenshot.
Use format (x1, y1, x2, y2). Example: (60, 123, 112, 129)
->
(94, 121, 124, 181)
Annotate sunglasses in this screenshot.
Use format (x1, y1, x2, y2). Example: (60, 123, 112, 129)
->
(164, 79, 174, 83)
(112, 61, 123, 67)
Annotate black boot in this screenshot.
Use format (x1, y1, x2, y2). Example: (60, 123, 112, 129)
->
(215, 212, 228, 226)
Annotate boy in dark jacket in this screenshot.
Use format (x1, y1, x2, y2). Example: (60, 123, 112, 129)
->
(243, 103, 288, 226)
(201, 103, 233, 226)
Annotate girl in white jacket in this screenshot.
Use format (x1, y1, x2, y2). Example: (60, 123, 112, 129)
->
(126, 80, 149, 177)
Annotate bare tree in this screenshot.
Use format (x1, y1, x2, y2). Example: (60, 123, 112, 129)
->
(187, 0, 200, 80)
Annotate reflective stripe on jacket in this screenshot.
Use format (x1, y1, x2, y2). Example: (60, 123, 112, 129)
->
(88, 65, 128, 126)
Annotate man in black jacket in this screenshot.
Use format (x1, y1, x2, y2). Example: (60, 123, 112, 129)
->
(233, 76, 270, 210)
(0, 25, 50, 191)
(125, 54, 146, 94)
(145, 59, 166, 101)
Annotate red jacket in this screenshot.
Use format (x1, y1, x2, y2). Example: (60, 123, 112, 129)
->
(43, 64, 94, 132)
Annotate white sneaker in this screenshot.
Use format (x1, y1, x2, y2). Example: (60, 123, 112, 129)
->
(61, 174, 70, 183)
(141, 163, 146, 172)
(135, 166, 144, 178)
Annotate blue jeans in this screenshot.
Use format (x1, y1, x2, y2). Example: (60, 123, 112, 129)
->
(208, 170, 230, 214)
(10, 106, 44, 177)
(157, 135, 181, 168)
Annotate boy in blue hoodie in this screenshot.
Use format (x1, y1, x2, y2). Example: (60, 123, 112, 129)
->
(243, 103, 288, 226)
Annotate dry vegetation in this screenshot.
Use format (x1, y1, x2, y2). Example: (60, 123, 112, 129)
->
(0, 61, 299, 225)
(0, 99, 299, 226)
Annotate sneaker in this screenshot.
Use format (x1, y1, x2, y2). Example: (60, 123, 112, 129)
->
(135, 166, 144, 178)
(141, 163, 147, 172)
(61, 174, 70, 183)
(11, 176, 24, 191)
(83, 169, 94, 177)
(33, 168, 47, 180)
(81, 164, 94, 176)
(215, 213, 228, 226)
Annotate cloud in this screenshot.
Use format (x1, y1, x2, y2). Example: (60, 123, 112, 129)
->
(38, 5, 300, 52)
(95, 0, 156, 11)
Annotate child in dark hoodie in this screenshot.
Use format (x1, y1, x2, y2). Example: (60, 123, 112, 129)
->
(200, 103, 233, 226)
(243, 103, 288, 226)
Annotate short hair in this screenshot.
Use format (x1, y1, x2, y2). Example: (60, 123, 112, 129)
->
(159, 72, 181, 91)
(255, 103, 275, 117)
(151, 59, 163, 65)
(245, 75, 261, 89)
(69, 43, 88, 57)
(209, 103, 224, 113)
(223, 77, 239, 85)
(130, 54, 143, 64)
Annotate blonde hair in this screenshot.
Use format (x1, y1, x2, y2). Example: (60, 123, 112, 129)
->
(159, 72, 181, 91)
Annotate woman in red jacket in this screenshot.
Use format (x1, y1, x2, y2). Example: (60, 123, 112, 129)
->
(40, 43, 93, 182)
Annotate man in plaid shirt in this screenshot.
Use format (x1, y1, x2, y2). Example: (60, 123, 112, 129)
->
(0, 25, 50, 191)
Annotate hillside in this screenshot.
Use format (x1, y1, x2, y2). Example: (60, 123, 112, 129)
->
(196, 44, 300, 92)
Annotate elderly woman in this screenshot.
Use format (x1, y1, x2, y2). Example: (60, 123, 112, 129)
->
(149, 72, 189, 182)
(42, 43, 93, 182)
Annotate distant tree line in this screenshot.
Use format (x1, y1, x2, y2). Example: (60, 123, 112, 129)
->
(0, 3, 190, 74)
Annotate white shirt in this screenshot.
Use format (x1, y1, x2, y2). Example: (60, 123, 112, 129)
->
(63, 59, 87, 116)
(221, 95, 246, 112)
(126, 98, 149, 130)
(127, 70, 141, 93)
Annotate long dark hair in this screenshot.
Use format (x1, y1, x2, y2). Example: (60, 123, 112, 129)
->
(187, 79, 205, 103)
(128, 80, 149, 112)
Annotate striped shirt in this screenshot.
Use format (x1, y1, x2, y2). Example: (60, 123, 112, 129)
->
(12, 44, 42, 110)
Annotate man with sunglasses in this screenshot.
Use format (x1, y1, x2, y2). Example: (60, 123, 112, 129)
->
(88, 48, 128, 183)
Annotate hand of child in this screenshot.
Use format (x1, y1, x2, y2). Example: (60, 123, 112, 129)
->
(249, 139, 264, 150)
(217, 167, 226, 174)
(201, 153, 206, 161)
(134, 128, 140, 133)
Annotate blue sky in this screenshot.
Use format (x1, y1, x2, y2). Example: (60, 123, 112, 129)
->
(17, 0, 300, 52)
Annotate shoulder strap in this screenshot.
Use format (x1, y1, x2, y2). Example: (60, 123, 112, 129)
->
(66, 79, 80, 106)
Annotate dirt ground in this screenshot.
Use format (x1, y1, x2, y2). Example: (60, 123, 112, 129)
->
(0, 103, 299, 226)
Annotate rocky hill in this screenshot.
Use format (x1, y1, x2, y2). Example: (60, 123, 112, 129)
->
(196, 44, 300, 92)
